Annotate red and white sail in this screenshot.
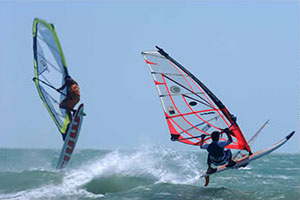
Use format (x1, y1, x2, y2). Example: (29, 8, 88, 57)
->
(142, 47, 251, 152)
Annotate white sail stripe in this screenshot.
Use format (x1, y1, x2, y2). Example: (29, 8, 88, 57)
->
(142, 51, 165, 58)
(152, 72, 191, 77)
(144, 55, 168, 113)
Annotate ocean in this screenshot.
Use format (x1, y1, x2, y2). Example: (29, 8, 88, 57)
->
(0, 145, 299, 200)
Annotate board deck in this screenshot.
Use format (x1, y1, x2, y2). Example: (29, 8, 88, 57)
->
(201, 131, 295, 180)
(56, 104, 84, 169)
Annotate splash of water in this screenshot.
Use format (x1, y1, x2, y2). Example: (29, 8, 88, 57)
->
(0, 144, 205, 199)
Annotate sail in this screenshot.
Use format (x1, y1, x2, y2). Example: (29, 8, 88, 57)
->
(142, 46, 251, 152)
(33, 18, 70, 137)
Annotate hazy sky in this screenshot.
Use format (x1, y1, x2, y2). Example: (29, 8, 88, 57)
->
(0, 0, 298, 153)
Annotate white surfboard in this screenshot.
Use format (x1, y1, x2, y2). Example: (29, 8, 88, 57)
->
(201, 131, 295, 186)
(56, 104, 84, 169)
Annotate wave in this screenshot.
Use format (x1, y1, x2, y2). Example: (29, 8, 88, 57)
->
(0, 146, 299, 200)
(0, 144, 204, 199)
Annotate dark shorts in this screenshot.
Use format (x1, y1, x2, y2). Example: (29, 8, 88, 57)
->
(59, 94, 80, 111)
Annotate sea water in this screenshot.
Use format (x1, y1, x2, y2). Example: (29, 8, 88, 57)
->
(0, 145, 299, 200)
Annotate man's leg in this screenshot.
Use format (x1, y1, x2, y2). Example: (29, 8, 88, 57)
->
(60, 97, 74, 119)
(66, 110, 72, 121)
(206, 155, 217, 174)
(59, 97, 69, 109)
(207, 154, 211, 168)
(226, 150, 236, 167)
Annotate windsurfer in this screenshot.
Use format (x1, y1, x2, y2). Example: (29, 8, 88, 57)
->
(200, 128, 236, 174)
(57, 75, 80, 120)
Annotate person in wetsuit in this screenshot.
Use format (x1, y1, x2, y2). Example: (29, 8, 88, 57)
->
(57, 75, 80, 120)
(200, 128, 236, 174)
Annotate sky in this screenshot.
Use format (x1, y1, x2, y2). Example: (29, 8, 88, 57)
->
(0, 0, 298, 153)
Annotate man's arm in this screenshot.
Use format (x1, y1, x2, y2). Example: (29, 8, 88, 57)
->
(218, 128, 233, 148)
(200, 134, 208, 149)
(223, 128, 233, 142)
(57, 83, 66, 91)
(58, 77, 76, 91)
(226, 132, 233, 143)
(57, 77, 77, 91)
